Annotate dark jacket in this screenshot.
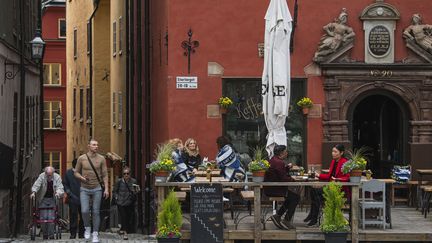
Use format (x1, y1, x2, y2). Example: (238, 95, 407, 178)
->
(113, 178, 137, 206)
(181, 152, 202, 169)
(264, 156, 294, 197)
(63, 168, 81, 205)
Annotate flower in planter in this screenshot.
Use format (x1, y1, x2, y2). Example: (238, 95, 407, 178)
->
(341, 147, 370, 174)
(218, 96, 233, 109)
(248, 146, 270, 172)
(296, 97, 314, 108)
(156, 224, 181, 238)
(150, 143, 176, 173)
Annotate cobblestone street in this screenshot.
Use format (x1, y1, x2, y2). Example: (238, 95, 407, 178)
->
(3, 233, 157, 243)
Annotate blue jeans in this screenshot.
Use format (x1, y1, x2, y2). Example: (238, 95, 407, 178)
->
(80, 186, 102, 231)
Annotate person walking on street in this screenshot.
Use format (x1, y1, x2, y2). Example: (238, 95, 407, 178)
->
(30, 166, 64, 239)
(74, 139, 109, 243)
(63, 158, 85, 239)
(113, 167, 140, 240)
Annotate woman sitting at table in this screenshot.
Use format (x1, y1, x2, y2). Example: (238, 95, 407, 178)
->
(169, 138, 195, 182)
(182, 138, 202, 169)
(265, 145, 300, 230)
(304, 144, 350, 226)
(215, 136, 246, 182)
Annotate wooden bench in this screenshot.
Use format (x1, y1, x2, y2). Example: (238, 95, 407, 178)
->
(421, 186, 432, 218)
(174, 191, 187, 201)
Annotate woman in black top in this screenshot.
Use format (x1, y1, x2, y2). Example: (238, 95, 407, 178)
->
(182, 138, 202, 169)
(113, 167, 140, 240)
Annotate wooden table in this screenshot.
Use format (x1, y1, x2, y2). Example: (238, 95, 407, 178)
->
(194, 170, 221, 177)
(416, 169, 432, 209)
(155, 181, 361, 243)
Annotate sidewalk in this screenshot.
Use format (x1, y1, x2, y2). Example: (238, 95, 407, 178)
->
(5, 232, 157, 243)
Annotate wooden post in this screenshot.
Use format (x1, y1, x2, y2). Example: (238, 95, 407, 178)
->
(157, 185, 166, 213)
(351, 185, 359, 243)
(254, 185, 262, 243)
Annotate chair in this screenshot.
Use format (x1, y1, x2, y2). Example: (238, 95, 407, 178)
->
(360, 179, 386, 230)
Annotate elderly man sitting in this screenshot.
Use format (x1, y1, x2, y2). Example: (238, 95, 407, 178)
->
(30, 166, 64, 239)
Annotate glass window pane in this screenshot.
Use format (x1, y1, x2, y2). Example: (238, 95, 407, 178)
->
(51, 152, 60, 161)
(59, 19, 66, 38)
(50, 64, 60, 85)
(43, 64, 50, 84)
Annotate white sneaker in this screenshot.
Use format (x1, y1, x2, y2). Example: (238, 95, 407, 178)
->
(84, 227, 91, 240)
(92, 231, 100, 243)
(223, 196, 229, 202)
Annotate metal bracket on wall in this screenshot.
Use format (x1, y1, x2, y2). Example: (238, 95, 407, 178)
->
(4, 60, 20, 83)
(181, 28, 199, 74)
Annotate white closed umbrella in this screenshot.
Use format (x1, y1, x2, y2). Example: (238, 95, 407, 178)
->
(262, 0, 292, 158)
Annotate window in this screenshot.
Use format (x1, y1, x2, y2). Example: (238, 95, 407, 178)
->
(58, 18, 66, 38)
(73, 88, 76, 119)
(118, 16, 122, 54)
(43, 101, 61, 129)
(86, 87, 91, 123)
(43, 63, 61, 85)
(79, 88, 83, 121)
(222, 78, 306, 166)
(112, 92, 116, 126)
(112, 21, 116, 56)
(118, 91, 123, 130)
(44, 152, 61, 174)
(73, 28, 77, 59)
(87, 21, 91, 54)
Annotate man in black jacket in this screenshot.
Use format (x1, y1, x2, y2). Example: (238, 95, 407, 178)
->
(63, 159, 84, 239)
(264, 145, 300, 230)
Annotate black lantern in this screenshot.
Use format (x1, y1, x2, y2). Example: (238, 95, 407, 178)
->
(29, 29, 45, 62)
(55, 110, 63, 129)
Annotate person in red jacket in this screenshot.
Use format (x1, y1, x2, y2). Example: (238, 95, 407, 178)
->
(304, 144, 350, 226)
(264, 145, 300, 230)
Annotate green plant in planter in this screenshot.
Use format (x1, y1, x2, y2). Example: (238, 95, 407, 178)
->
(296, 97, 313, 108)
(157, 191, 182, 241)
(248, 146, 270, 172)
(341, 147, 370, 174)
(320, 182, 350, 233)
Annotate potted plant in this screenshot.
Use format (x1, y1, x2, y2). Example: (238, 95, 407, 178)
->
(218, 96, 233, 114)
(297, 97, 313, 115)
(248, 146, 270, 182)
(341, 147, 369, 183)
(156, 191, 182, 243)
(320, 182, 350, 243)
(150, 143, 176, 182)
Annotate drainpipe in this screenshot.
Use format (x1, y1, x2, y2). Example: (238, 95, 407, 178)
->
(88, 0, 100, 138)
(125, 0, 130, 167)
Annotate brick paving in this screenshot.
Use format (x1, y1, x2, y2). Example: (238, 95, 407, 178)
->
(2, 232, 157, 243)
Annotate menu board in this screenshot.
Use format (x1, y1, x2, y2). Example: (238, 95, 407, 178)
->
(190, 183, 224, 243)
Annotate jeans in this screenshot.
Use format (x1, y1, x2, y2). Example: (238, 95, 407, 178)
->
(40, 197, 56, 237)
(80, 186, 102, 232)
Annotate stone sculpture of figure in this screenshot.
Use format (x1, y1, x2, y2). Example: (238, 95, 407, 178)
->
(403, 14, 432, 54)
(313, 8, 355, 62)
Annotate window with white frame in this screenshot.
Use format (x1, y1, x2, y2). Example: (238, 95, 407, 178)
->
(43, 101, 61, 129)
(112, 21, 116, 56)
(58, 18, 66, 38)
(112, 92, 116, 127)
(43, 63, 61, 85)
(118, 91, 123, 130)
(44, 152, 61, 175)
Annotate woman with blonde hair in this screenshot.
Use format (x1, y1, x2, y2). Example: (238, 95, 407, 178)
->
(169, 138, 195, 182)
(182, 138, 202, 169)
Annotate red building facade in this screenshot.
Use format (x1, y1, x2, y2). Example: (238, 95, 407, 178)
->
(42, 0, 67, 176)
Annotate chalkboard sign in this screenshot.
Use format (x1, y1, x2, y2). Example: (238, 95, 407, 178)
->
(191, 183, 224, 243)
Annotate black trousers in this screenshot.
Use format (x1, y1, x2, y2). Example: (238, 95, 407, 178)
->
(118, 204, 135, 233)
(69, 203, 85, 237)
(277, 190, 300, 221)
(309, 187, 324, 221)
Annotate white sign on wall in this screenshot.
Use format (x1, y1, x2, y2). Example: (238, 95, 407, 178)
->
(176, 76, 198, 89)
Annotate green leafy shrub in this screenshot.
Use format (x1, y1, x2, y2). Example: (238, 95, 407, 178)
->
(249, 146, 270, 172)
(342, 147, 370, 174)
(157, 191, 182, 238)
(296, 97, 313, 108)
(320, 182, 350, 233)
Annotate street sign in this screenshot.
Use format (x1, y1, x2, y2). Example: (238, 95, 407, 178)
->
(176, 76, 198, 89)
(190, 183, 223, 243)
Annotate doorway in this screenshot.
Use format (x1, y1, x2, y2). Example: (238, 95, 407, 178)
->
(351, 94, 407, 178)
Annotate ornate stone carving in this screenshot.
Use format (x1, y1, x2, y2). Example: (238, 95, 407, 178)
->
(359, 1, 400, 20)
(403, 14, 432, 63)
(313, 8, 355, 63)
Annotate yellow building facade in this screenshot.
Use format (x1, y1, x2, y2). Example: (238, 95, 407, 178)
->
(66, 0, 114, 166)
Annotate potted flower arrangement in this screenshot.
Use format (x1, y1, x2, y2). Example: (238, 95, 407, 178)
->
(150, 143, 176, 182)
(218, 96, 233, 114)
(297, 97, 313, 115)
(156, 191, 182, 243)
(320, 182, 350, 243)
(341, 147, 369, 183)
(248, 146, 270, 182)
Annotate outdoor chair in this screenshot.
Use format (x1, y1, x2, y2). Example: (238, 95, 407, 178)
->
(360, 179, 386, 229)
